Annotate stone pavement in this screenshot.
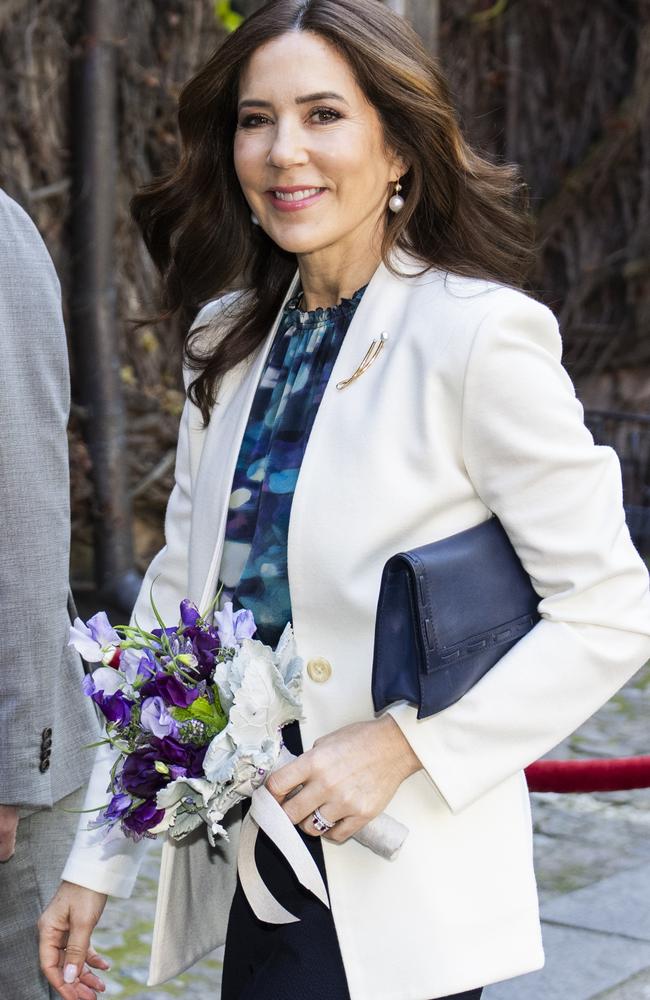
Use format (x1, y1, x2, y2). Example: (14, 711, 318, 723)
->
(92, 661, 650, 999)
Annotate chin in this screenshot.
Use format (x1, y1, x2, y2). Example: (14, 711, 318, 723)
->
(264, 228, 339, 256)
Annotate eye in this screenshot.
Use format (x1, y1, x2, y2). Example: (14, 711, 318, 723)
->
(310, 106, 341, 123)
(238, 113, 270, 128)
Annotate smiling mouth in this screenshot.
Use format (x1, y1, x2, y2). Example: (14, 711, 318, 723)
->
(266, 187, 327, 210)
(271, 187, 324, 201)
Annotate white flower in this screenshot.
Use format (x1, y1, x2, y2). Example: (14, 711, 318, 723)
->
(203, 729, 277, 785)
(156, 775, 215, 812)
(227, 644, 300, 749)
(69, 612, 120, 664)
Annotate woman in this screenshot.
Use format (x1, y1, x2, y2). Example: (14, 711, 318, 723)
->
(39, 1, 650, 999)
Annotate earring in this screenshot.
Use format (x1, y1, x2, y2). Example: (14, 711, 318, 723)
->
(388, 178, 405, 214)
(251, 211, 260, 225)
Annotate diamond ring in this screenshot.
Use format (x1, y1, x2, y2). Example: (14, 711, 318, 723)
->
(312, 807, 336, 832)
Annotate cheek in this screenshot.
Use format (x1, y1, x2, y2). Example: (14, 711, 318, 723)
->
(233, 135, 263, 184)
(321, 136, 388, 199)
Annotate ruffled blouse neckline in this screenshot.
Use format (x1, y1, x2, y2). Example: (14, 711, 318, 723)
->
(284, 282, 368, 324)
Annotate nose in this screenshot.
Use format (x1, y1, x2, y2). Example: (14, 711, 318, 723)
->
(266, 118, 309, 169)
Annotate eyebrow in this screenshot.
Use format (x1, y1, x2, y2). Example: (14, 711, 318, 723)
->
(237, 91, 349, 111)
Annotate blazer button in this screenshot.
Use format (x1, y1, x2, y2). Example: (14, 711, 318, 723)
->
(306, 657, 332, 683)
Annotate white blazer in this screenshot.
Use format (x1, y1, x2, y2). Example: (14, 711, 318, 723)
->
(63, 245, 650, 1000)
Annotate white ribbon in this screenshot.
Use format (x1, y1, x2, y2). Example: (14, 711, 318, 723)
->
(236, 748, 410, 923)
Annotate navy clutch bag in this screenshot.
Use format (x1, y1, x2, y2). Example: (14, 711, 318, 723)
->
(371, 516, 540, 719)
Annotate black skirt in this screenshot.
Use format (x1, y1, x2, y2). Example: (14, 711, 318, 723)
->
(220, 719, 352, 1000)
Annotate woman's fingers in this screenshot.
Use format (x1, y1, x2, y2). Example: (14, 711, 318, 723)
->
(63, 976, 99, 1000)
(264, 751, 313, 803)
(322, 815, 362, 844)
(279, 780, 325, 825)
(79, 967, 107, 993)
(86, 943, 111, 971)
(298, 801, 347, 837)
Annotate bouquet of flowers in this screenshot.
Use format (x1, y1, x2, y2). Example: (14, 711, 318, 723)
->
(69, 595, 303, 846)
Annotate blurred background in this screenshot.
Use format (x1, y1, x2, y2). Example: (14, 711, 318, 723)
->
(2, 3, 650, 997)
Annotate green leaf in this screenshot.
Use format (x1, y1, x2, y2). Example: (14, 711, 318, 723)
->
(214, 0, 244, 32)
(81, 738, 112, 750)
(171, 694, 227, 732)
(58, 803, 110, 814)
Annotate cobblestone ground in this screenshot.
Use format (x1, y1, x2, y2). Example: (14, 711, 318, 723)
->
(92, 661, 650, 999)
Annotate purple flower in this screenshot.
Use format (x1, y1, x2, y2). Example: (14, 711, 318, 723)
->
(121, 747, 168, 798)
(140, 696, 179, 738)
(214, 602, 256, 648)
(87, 791, 132, 831)
(149, 735, 207, 777)
(92, 689, 133, 726)
(122, 799, 165, 836)
(141, 672, 200, 708)
(189, 630, 220, 680)
(120, 648, 156, 685)
(180, 600, 201, 628)
(152, 625, 179, 642)
(82, 673, 95, 697)
(106, 793, 132, 820)
(82, 666, 122, 698)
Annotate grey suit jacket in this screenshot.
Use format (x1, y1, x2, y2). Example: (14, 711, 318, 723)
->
(0, 189, 99, 809)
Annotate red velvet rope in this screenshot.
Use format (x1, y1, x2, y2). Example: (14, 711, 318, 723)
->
(525, 756, 650, 793)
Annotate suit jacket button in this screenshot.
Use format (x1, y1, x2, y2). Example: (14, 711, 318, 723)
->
(306, 657, 332, 683)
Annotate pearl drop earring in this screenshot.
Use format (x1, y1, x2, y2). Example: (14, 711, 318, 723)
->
(251, 211, 260, 225)
(388, 178, 405, 213)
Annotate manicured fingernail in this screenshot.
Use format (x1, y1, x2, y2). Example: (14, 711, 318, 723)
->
(63, 963, 77, 983)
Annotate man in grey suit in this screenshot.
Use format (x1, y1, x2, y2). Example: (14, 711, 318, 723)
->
(0, 189, 104, 999)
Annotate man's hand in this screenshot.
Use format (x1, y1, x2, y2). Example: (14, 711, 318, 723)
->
(38, 881, 109, 1000)
(266, 715, 422, 843)
(0, 804, 19, 861)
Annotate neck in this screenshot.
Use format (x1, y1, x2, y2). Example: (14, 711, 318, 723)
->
(294, 230, 384, 312)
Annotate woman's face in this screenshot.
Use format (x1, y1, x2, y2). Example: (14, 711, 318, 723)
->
(233, 30, 407, 261)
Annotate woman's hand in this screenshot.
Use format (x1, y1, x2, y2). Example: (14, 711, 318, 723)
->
(38, 881, 109, 999)
(266, 715, 421, 842)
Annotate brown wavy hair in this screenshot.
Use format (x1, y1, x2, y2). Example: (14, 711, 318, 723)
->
(131, 0, 535, 425)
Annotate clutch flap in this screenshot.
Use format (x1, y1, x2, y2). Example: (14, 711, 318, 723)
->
(406, 516, 540, 672)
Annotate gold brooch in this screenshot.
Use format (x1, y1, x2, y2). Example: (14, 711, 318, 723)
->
(336, 332, 388, 390)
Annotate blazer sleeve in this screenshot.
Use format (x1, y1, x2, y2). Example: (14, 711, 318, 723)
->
(60, 303, 215, 896)
(387, 290, 650, 814)
(0, 192, 78, 806)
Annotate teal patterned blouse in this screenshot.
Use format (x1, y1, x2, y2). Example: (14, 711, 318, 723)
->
(216, 281, 368, 647)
